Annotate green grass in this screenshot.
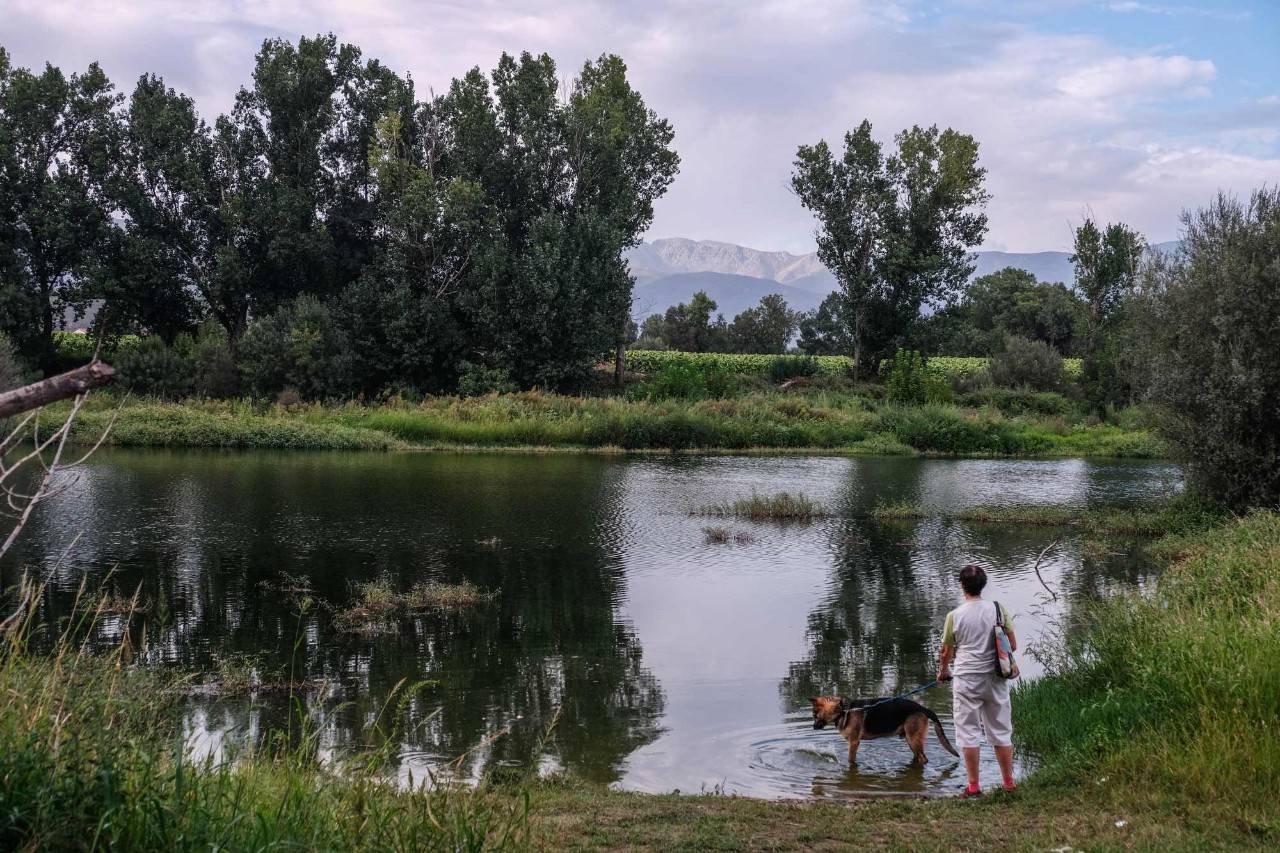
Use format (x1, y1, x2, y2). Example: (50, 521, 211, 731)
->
(695, 491, 828, 522)
(0, 580, 527, 851)
(870, 497, 1225, 536)
(1013, 511, 1280, 841)
(60, 391, 1165, 458)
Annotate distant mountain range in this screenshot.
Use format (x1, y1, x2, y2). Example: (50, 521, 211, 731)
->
(625, 237, 1178, 319)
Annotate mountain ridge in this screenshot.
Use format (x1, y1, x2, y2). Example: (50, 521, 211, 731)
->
(625, 238, 1180, 318)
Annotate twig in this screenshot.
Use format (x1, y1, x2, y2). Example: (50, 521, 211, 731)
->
(1031, 538, 1061, 601)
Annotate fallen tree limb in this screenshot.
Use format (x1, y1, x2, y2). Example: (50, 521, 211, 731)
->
(0, 361, 115, 419)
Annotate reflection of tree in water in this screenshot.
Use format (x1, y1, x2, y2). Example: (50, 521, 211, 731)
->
(781, 518, 953, 708)
(2, 451, 664, 784)
(781, 511, 1164, 712)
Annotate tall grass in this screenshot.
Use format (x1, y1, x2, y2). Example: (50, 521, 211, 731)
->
(1014, 512, 1280, 837)
(62, 392, 1165, 458)
(0, 576, 527, 850)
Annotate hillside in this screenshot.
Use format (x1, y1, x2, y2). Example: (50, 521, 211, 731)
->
(625, 238, 1180, 317)
(633, 272, 826, 319)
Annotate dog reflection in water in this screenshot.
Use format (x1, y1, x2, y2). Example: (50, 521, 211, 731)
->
(810, 696, 960, 765)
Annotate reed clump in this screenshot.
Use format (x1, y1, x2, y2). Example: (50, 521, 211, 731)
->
(696, 491, 827, 522)
(406, 581, 497, 610)
(334, 576, 497, 634)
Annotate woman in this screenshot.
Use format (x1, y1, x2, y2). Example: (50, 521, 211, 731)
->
(936, 563, 1017, 796)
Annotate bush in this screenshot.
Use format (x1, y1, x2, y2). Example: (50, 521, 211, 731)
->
(768, 355, 818, 384)
(957, 388, 1077, 417)
(457, 362, 516, 397)
(885, 349, 951, 404)
(239, 295, 355, 401)
(1132, 189, 1280, 511)
(641, 362, 737, 400)
(191, 321, 239, 397)
(116, 335, 195, 399)
(989, 336, 1064, 391)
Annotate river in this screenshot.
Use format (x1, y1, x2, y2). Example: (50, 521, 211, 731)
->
(2, 450, 1181, 799)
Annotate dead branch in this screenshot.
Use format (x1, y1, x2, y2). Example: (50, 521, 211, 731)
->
(1031, 538, 1061, 601)
(0, 361, 117, 564)
(0, 361, 116, 419)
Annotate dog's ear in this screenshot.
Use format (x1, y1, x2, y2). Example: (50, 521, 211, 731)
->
(809, 697, 821, 708)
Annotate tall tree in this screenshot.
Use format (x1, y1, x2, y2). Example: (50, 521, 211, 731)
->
(727, 293, 799, 354)
(101, 74, 215, 342)
(216, 35, 414, 332)
(0, 50, 119, 368)
(791, 120, 988, 376)
(654, 290, 725, 353)
(429, 52, 677, 389)
(797, 292, 853, 356)
(1131, 189, 1280, 510)
(1071, 218, 1145, 404)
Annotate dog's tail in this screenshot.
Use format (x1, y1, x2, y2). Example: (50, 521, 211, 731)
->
(924, 708, 960, 757)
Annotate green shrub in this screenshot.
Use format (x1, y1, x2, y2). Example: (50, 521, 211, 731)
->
(457, 362, 517, 397)
(51, 331, 143, 371)
(768, 355, 819, 383)
(116, 335, 195, 399)
(989, 336, 1064, 391)
(191, 321, 239, 397)
(641, 362, 737, 400)
(239, 295, 355, 400)
(885, 349, 951, 404)
(957, 388, 1077, 417)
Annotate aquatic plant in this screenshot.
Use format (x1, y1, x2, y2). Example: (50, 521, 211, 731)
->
(406, 581, 497, 610)
(696, 491, 828, 522)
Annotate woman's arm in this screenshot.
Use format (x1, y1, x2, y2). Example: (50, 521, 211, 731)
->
(937, 643, 954, 681)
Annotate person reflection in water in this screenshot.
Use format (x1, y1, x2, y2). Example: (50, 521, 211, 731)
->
(936, 564, 1017, 796)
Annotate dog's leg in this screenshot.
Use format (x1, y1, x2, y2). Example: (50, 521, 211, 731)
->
(905, 713, 928, 764)
(844, 715, 863, 764)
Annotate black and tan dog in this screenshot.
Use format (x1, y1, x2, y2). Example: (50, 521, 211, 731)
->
(810, 696, 959, 764)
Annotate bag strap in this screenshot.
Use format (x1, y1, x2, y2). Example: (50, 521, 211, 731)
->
(994, 600, 1003, 629)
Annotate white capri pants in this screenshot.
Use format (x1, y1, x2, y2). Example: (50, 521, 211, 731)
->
(952, 673, 1013, 748)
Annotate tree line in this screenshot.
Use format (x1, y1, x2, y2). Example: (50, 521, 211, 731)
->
(0, 37, 679, 394)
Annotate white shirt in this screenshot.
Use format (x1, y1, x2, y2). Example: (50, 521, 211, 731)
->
(942, 598, 1013, 677)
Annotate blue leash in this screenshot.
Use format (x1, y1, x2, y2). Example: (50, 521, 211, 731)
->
(856, 678, 941, 711)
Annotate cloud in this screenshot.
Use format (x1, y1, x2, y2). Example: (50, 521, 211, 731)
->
(0, 0, 1276, 251)
(1057, 55, 1215, 101)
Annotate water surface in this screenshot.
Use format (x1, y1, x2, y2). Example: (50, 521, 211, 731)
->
(3, 450, 1180, 799)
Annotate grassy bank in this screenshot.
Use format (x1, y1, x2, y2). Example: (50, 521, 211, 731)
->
(0, 589, 528, 850)
(62, 391, 1165, 457)
(1013, 511, 1280, 840)
(3, 514, 1277, 849)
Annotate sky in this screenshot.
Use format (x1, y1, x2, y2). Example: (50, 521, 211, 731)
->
(2, 0, 1277, 252)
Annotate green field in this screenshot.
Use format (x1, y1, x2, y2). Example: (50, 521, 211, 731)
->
(624, 349, 1084, 380)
